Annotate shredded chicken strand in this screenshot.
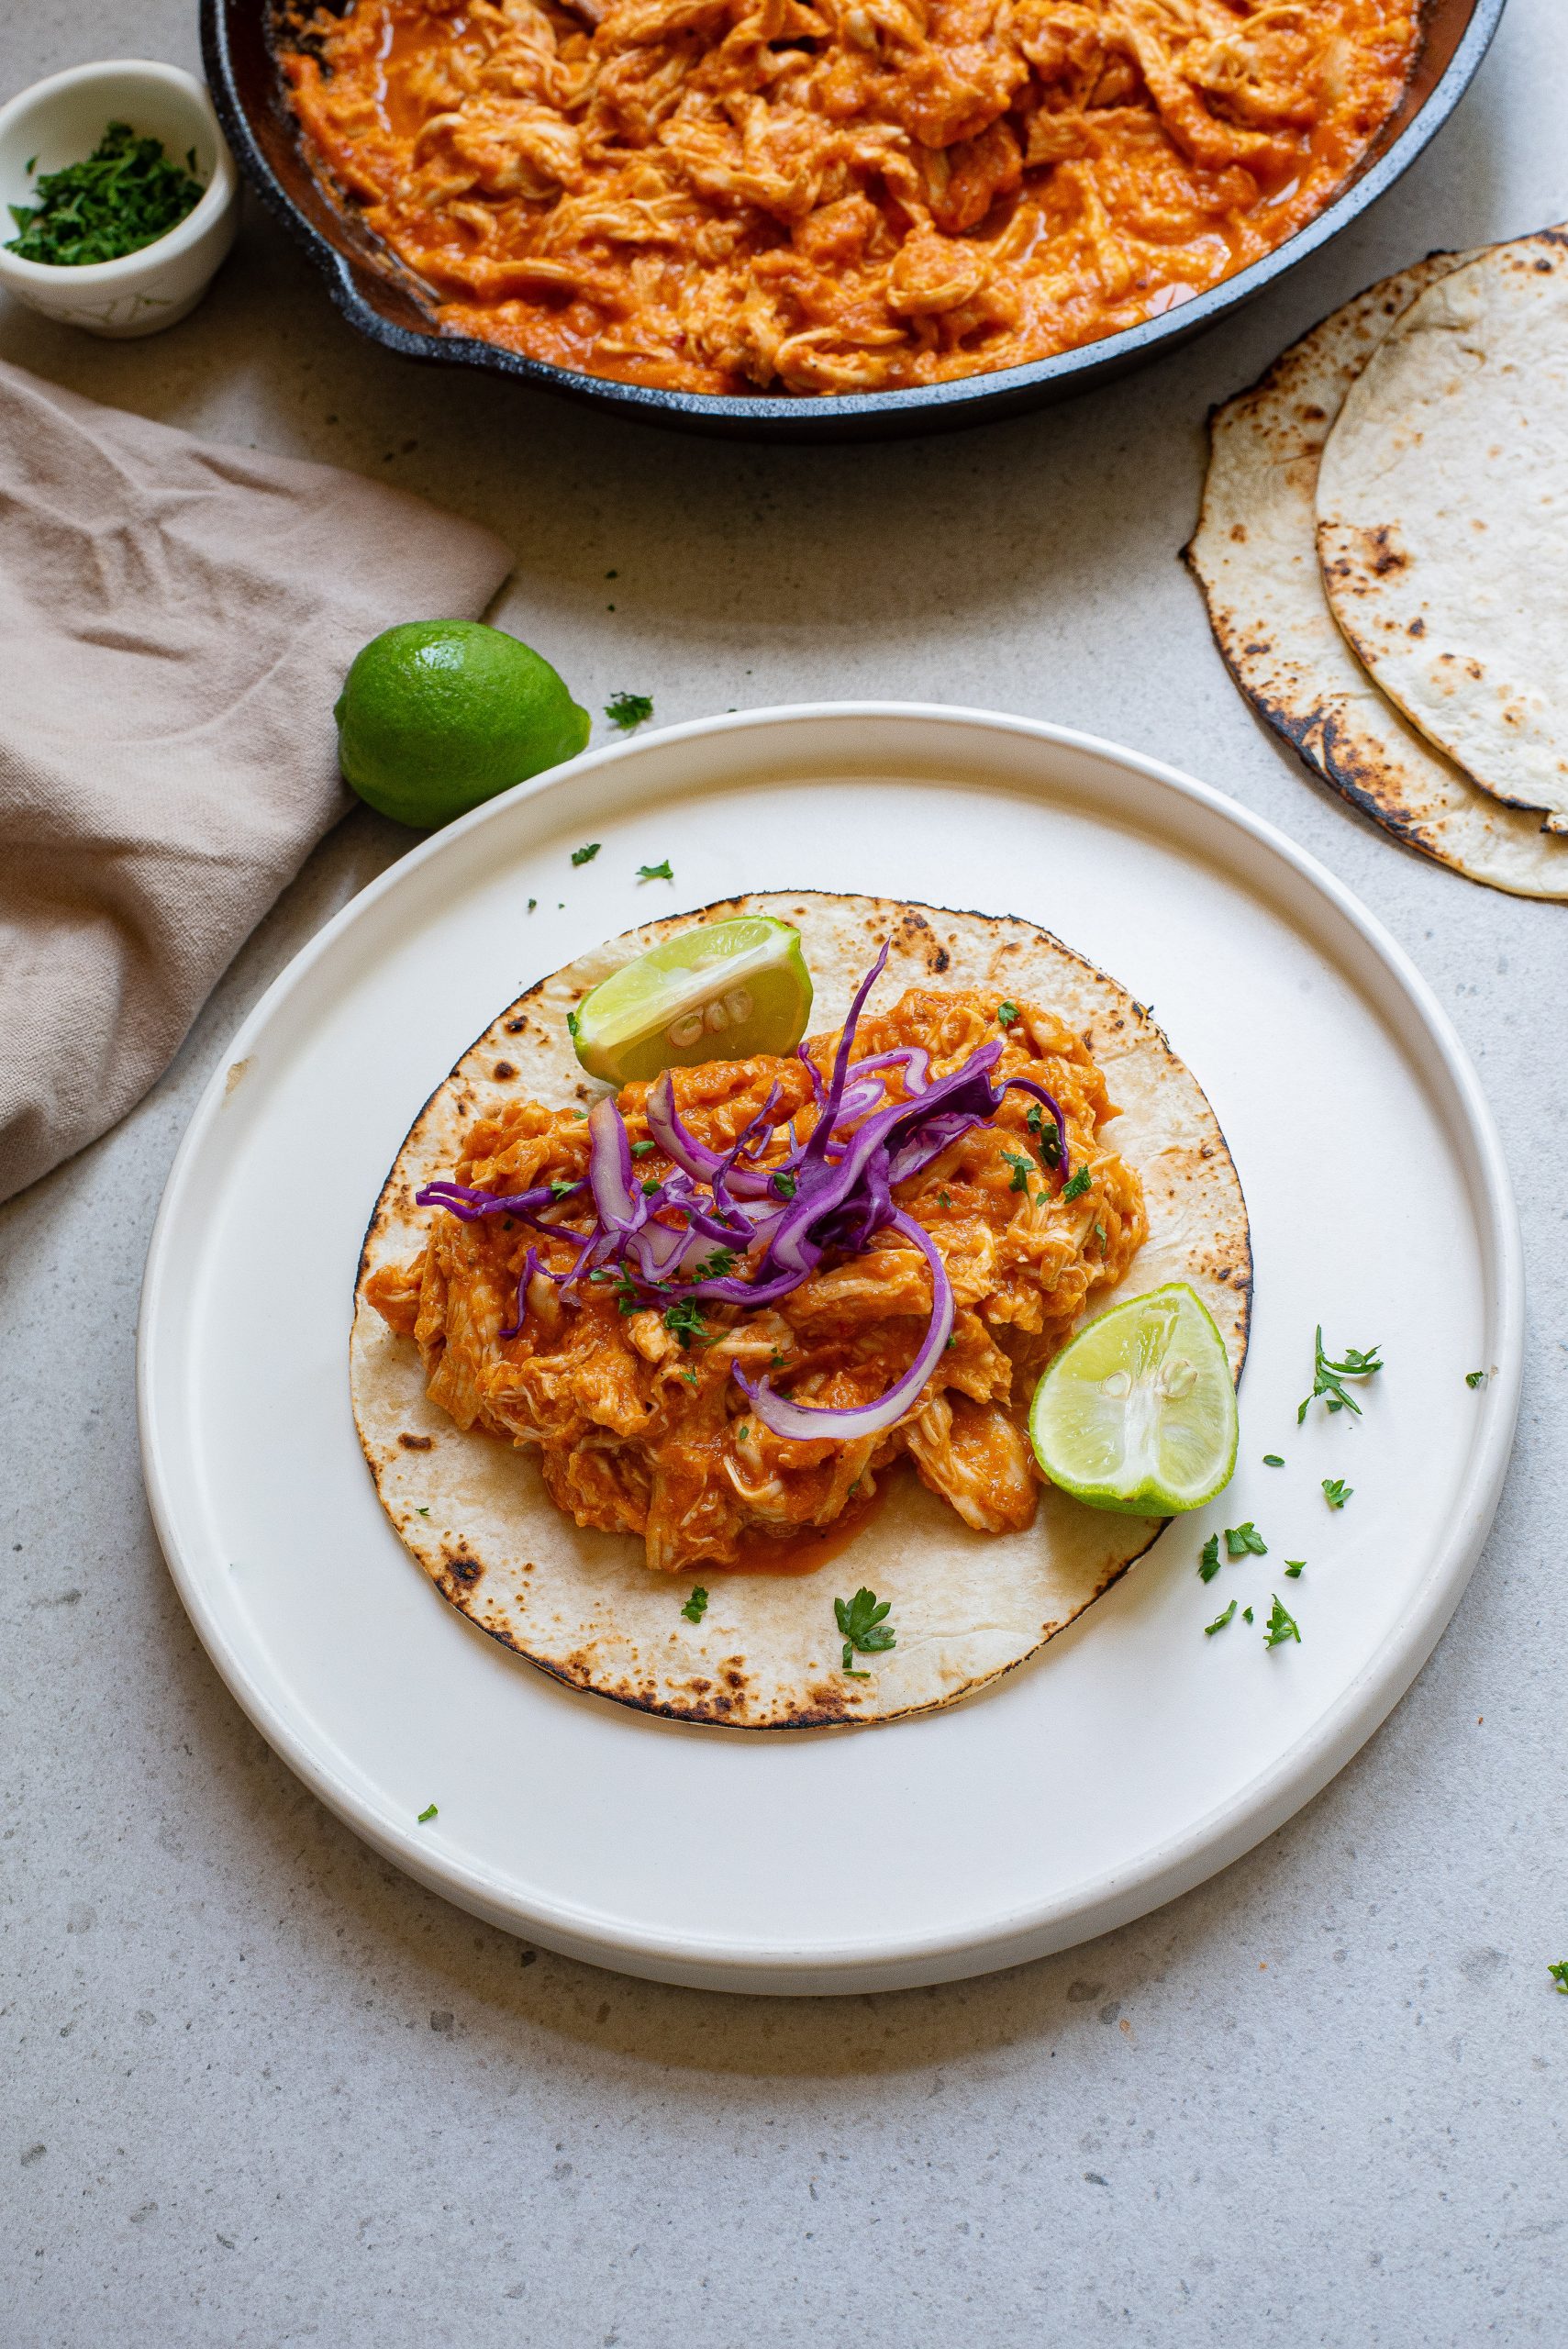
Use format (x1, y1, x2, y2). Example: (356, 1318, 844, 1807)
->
(284, 0, 1418, 395)
(368, 985, 1148, 1571)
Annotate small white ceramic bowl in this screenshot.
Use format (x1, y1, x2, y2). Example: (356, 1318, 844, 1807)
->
(0, 61, 238, 339)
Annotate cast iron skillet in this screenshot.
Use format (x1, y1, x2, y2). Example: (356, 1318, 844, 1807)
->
(202, 0, 1507, 443)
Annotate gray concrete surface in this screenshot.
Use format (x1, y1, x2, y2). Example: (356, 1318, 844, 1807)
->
(4, 0, 1566, 2341)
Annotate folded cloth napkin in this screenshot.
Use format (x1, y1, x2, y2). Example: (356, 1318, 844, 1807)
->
(0, 359, 511, 1206)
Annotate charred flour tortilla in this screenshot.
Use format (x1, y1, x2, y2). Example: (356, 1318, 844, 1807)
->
(1317, 230, 1568, 837)
(1187, 252, 1568, 901)
(351, 894, 1251, 1731)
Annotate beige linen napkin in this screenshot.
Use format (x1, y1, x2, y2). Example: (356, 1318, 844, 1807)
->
(0, 360, 511, 1205)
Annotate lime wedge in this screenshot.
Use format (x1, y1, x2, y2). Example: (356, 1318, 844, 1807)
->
(1028, 1282, 1238, 1515)
(572, 916, 814, 1087)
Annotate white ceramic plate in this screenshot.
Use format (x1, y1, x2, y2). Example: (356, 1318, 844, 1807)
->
(139, 707, 1521, 1994)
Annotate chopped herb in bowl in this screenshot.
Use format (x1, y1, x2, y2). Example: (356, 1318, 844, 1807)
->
(6, 123, 206, 267)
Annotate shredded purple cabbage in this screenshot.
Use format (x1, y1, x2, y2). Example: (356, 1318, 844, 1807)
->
(416, 944, 1072, 1442)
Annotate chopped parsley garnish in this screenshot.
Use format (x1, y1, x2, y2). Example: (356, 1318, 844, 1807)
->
(615, 1278, 641, 1315)
(550, 1176, 577, 1199)
(571, 842, 601, 866)
(1263, 1595, 1300, 1648)
(1225, 1520, 1267, 1558)
(1198, 1533, 1221, 1583)
(1061, 1166, 1093, 1203)
(1549, 1961, 1568, 1995)
(736, 1424, 750, 1443)
(6, 121, 206, 267)
(1298, 1327, 1383, 1423)
(1284, 1560, 1305, 1579)
(415, 1506, 430, 1519)
(997, 1000, 1020, 1028)
(1465, 1369, 1487, 1390)
(637, 859, 673, 881)
(1242, 1606, 1254, 1623)
(772, 1169, 797, 1200)
(698, 1248, 737, 1279)
(681, 1586, 708, 1623)
(769, 1349, 790, 1372)
(937, 1189, 952, 1209)
(1321, 1477, 1352, 1510)
(565, 1008, 579, 1039)
(417, 1803, 439, 1823)
(640, 1176, 661, 1196)
(680, 1368, 697, 1386)
(662, 1297, 709, 1348)
(1205, 1599, 1237, 1636)
(527, 896, 537, 912)
(1002, 1149, 1034, 1194)
(1026, 1104, 1062, 1167)
(1262, 1453, 1284, 1467)
(606, 691, 654, 730)
(629, 1140, 655, 1158)
(1094, 1219, 1107, 1257)
(836, 1586, 895, 1676)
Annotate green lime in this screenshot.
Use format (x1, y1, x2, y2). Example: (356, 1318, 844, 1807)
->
(573, 916, 814, 1087)
(334, 620, 589, 827)
(1028, 1282, 1239, 1515)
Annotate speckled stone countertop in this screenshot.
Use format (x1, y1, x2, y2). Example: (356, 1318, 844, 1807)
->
(5, 2, 1565, 2341)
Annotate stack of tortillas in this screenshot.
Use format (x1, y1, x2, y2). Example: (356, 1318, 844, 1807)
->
(1187, 228, 1568, 900)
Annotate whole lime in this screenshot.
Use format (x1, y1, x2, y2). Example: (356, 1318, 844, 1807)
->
(334, 620, 590, 826)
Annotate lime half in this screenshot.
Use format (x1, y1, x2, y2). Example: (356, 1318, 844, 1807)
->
(573, 916, 814, 1087)
(1029, 1282, 1238, 1515)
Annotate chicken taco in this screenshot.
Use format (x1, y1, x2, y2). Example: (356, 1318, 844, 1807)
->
(351, 892, 1250, 1728)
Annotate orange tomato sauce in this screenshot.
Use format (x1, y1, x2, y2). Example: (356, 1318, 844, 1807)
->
(284, 0, 1423, 396)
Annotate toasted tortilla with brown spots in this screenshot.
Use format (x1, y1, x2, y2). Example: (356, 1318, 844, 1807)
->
(350, 894, 1251, 1731)
(1186, 250, 1568, 900)
(1316, 230, 1568, 836)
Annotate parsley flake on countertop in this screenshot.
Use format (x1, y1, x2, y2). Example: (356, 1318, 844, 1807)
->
(1263, 1453, 1284, 1466)
(1549, 1962, 1568, 1995)
(1199, 1533, 1221, 1583)
(571, 841, 601, 866)
(1242, 1606, 1254, 1623)
(6, 121, 206, 267)
(1284, 1560, 1306, 1579)
(836, 1586, 895, 1676)
(1322, 1477, 1352, 1510)
(1298, 1327, 1383, 1423)
(417, 1803, 439, 1823)
(681, 1586, 708, 1624)
(1225, 1520, 1267, 1558)
(637, 860, 673, 882)
(1263, 1595, 1300, 1647)
(1466, 1369, 1487, 1390)
(1062, 1166, 1093, 1203)
(1205, 1599, 1237, 1636)
(606, 691, 653, 730)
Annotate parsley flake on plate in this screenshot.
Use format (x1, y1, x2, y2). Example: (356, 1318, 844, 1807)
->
(417, 1803, 439, 1823)
(1263, 1453, 1284, 1466)
(1242, 1606, 1254, 1624)
(571, 841, 601, 866)
(1205, 1599, 1237, 1636)
(606, 691, 653, 730)
(1263, 1595, 1300, 1647)
(1198, 1533, 1222, 1583)
(1549, 1961, 1568, 1995)
(1298, 1327, 1383, 1423)
(681, 1586, 708, 1623)
(637, 859, 673, 882)
(1225, 1520, 1267, 1558)
(1465, 1369, 1487, 1390)
(1284, 1560, 1306, 1579)
(1061, 1166, 1093, 1203)
(1322, 1477, 1352, 1510)
(836, 1586, 895, 1676)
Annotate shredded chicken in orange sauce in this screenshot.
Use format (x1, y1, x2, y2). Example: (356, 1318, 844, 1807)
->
(367, 987, 1146, 1571)
(285, 0, 1420, 395)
